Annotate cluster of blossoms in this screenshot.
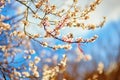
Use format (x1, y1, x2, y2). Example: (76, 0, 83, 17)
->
(0, 15, 11, 34)
(17, 0, 106, 50)
(22, 56, 41, 78)
(12, 54, 67, 80)
(42, 55, 67, 80)
(97, 62, 104, 74)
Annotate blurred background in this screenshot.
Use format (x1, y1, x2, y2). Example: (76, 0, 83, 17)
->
(0, 0, 120, 80)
